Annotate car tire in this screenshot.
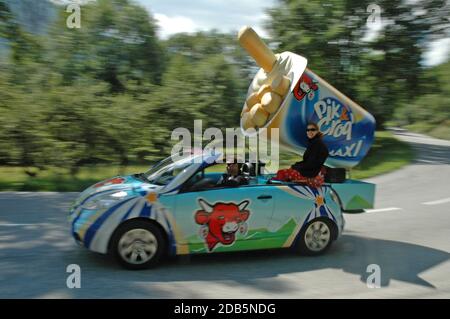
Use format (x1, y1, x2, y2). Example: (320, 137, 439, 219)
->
(295, 218, 335, 256)
(110, 220, 166, 270)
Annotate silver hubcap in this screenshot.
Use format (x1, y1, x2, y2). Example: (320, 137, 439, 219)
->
(304, 221, 331, 252)
(118, 228, 158, 264)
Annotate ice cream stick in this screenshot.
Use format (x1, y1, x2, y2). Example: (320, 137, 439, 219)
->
(238, 26, 277, 73)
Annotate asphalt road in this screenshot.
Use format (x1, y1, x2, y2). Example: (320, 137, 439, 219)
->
(0, 130, 449, 298)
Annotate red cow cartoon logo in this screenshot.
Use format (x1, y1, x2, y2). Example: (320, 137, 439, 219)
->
(194, 199, 250, 251)
(294, 72, 319, 101)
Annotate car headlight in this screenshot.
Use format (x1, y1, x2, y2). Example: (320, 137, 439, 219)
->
(81, 191, 129, 210)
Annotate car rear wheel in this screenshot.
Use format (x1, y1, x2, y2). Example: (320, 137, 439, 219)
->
(110, 220, 165, 270)
(296, 218, 334, 256)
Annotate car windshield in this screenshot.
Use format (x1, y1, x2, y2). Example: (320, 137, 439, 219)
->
(143, 155, 194, 186)
(143, 157, 175, 178)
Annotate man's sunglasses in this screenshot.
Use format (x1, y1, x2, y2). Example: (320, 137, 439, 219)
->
(306, 128, 317, 132)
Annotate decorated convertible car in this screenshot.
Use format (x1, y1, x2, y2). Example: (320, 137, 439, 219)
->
(69, 152, 375, 269)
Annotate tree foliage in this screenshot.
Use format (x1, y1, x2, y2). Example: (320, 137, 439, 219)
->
(0, 0, 448, 175)
(268, 0, 449, 127)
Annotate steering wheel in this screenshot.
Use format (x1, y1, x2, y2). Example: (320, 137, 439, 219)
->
(190, 178, 216, 191)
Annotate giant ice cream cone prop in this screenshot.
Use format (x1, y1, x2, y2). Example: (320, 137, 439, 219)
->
(238, 26, 376, 168)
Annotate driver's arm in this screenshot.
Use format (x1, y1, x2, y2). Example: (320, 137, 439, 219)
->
(219, 175, 241, 187)
(216, 174, 225, 185)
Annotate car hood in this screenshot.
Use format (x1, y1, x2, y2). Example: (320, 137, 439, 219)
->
(72, 174, 163, 208)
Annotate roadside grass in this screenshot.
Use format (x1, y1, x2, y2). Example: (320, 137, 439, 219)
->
(0, 165, 149, 192)
(0, 131, 414, 191)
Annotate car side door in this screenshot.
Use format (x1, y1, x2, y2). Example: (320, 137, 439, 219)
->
(174, 185, 276, 254)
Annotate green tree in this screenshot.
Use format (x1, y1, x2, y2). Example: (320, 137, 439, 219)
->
(47, 0, 163, 91)
(267, 0, 449, 127)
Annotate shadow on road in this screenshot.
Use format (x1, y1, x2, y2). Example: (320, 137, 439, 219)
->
(79, 234, 449, 294)
(0, 228, 449, 297)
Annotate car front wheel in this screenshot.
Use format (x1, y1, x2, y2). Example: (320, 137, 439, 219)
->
(110, 220, 165, 270)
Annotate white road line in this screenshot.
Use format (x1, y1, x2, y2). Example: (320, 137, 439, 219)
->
(365, 207, 402, 213)
(423, 197, 450, 205)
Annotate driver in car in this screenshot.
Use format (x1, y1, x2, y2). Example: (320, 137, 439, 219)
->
(217, 160, 249, 187)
